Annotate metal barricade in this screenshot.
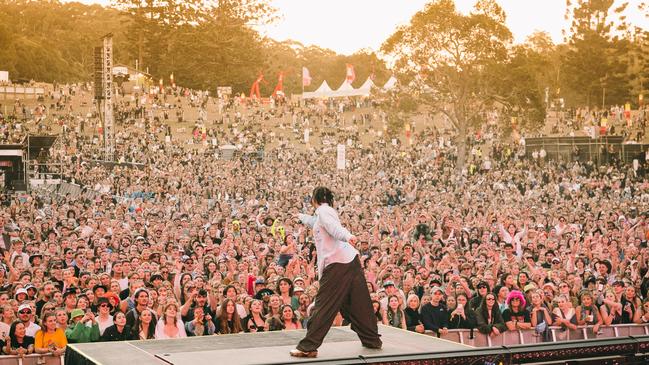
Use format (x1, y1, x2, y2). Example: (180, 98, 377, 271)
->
(424, 324, 649, 347)
(0, 354, 61, 365)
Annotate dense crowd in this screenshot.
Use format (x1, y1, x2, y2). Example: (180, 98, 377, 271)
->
(0, 84, 646, 356)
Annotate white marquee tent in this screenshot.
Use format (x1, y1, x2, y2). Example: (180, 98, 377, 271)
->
(334, 80, 356, 97)
(302, 76, 392, 98)
(358, 78, 375, 95)
(302, 80, 334, 99)
(383, 76, 398, 90)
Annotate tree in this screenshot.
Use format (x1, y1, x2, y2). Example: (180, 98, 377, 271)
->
(111, 0, 277, 78)
(562, 0, 631, 107)
(381, 0, 514, 171)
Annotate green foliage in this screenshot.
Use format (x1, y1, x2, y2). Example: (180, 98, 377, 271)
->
(381, 0, 517, 169)
(0, 0, 127, 82)
(0, 0, 388, 95)
(561, 0, 631, 106)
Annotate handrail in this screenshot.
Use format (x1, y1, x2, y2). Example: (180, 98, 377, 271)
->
(424, 323, 649, 347)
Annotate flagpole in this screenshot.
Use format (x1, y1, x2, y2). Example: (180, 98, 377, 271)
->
(301, 67, 305, 106)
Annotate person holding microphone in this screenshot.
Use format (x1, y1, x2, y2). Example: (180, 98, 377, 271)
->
(290, 187, 382, 358)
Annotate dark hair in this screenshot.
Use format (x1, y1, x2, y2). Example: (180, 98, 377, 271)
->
(280, 304, 298, 324)
(217, 299, 243, 334)
(222, 284, 237, 298)
(276, 277, 294, 297)
(312, 187, 334, 207)
(112, 311, 125, 321)
(8, 320, 24, 340)
(132, 308, 156, 339)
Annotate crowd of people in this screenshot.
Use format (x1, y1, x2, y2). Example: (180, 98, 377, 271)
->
(0, 83, 646, 357)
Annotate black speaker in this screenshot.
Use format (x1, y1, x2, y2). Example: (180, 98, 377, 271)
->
(94, 47, 104, 100)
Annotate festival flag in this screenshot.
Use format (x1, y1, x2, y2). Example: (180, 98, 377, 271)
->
(272, 71, 285, 97)
(346, 64, 355, 84)
(302, 67, 312, 87)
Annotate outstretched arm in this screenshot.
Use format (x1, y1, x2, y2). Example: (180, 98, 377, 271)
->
(298, 213, 316, 229)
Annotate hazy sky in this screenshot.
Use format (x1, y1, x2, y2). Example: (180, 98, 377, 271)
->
(68, 0, 648, 55)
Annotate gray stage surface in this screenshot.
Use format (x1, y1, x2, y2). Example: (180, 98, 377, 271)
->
(67, 325, 472, 365)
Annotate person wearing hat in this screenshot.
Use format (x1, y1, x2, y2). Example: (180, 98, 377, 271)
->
(28, 254, 43, 268)
(65, 308, 100, 343)
(293, 277, 306, 289)
(290, 187, 381, 358)
(95, 297, 115, 335)
(17, 303, 40, 337)
(63, 288, 78, 317)
(255, 288, 274, 301)
(420, 286, 448, 335)
(503, 290, 531, 331)
(612, 280, 626, 299)
(541, 250, 556, 269)
(542, 282, 556, 309)
(24, 285, 37, 301)
(149, 273, 164, 289)
(470, 281, 490, 311)
(254, 278, 267, 294)
(90, 284, 108, 312)
(379, 280, 403, 311)
(14, 288, 28, 303)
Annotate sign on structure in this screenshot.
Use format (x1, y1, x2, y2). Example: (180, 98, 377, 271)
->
(217, 86, 232, 98)
(102, 35, 114, 160)
(336, 144, 346, 170)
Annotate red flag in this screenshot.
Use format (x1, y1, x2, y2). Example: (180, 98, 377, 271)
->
(346, 64, 355, 84)
(302, 67, 311, 87)
(272, 71, 285, 97)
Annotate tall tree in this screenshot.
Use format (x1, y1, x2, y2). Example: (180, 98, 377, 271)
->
(562, 0, 631, 107)
(381, 0, 513, 171)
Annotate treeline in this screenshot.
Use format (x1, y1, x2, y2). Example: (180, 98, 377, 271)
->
(0, 0, 390, 95)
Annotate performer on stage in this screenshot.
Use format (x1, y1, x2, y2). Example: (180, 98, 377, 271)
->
(290, 186, 382, 358)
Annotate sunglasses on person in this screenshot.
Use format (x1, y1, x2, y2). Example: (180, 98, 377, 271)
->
(19, 310, 31, 315)
(486, 297, 496, 301)
(99, 304, 110, 308)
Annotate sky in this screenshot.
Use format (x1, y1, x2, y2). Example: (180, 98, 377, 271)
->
(67, 0, 649, 55)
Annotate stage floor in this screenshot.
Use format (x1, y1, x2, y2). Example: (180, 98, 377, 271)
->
(67, 325, 472, 365)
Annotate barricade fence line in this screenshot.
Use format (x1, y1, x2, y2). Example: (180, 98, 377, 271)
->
(426, 323, 649, 347)
(0, 353, 62, 365)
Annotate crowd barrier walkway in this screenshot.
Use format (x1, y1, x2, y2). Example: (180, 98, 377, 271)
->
(0, 354, 62, 365)
(430, 323, 649, 347)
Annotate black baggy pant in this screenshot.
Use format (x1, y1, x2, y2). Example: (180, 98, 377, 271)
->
(297, 255, 382, 352)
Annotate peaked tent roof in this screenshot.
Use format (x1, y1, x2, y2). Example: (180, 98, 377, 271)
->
(334, 80, 356, 97)
(383, 76, 398, 90)
(359, 77, 374, 90)
(303, 80, 333, 99)
(315, 80, 333, 94)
